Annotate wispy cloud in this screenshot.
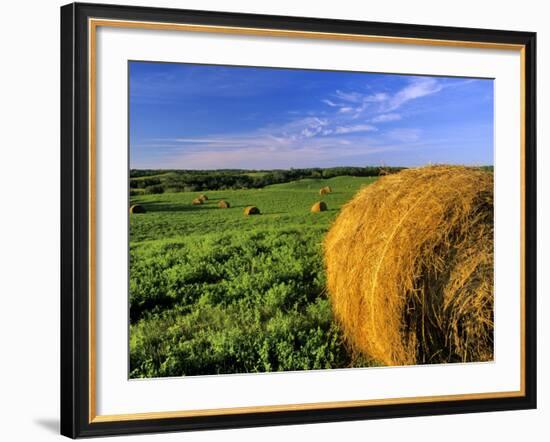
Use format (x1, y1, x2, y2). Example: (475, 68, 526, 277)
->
(367, 92, 390, 103)
(334, 90, 364, 103)
(384, 77, 442, 112)
(131, 63, 493, 169)
(332, 124, 377, 134)
(137, 78, 446, 168)
(135, 137, 401, 169)
(371, 113, 402, 123)
(322, 77, 444, 120)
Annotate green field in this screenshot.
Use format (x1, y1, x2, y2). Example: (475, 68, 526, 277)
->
(129, 175, 378, 378)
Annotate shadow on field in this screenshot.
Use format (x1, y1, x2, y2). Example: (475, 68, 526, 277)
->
(140, 201, 218, 213)
(232, 204, 263, 209)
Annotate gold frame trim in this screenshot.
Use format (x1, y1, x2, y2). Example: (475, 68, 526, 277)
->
(88, 18, 527, 424)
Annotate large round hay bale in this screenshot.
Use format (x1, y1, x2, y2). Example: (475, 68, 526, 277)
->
(199, 194, 208, 201)
(243, 206, 260, 215)
(324, 166, 493, 366)
(311, 201, 328, 212)
(319, 186, 332, 196)
(129, 204, 146, 214)
(192, 198, 203, 205)
(218, 200, 230, 208)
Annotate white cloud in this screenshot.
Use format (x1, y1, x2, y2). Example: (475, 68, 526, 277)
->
(365, 92, 389, 103)
(301, 127, 323, 138)
(141, 77, 446, 168)
(334, 124, 377, 134)
(326, 77, 442, 121)
(385, 77, 442, 112)
(371, 113, 402, 123)
(140, 137, 399, 170)
(335, 90, 364, 103)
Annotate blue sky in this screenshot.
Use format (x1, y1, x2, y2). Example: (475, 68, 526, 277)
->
(129, 61, 493, 170)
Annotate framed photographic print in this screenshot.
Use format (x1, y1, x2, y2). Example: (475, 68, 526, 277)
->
(60, 2, 537, 438)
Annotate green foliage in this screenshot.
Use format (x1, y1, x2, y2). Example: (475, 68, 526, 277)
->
(129, 166, 400, 194)
(145, 184, 165, 195)
(129, 188, 145, 197)
(129, 175, 378, 377)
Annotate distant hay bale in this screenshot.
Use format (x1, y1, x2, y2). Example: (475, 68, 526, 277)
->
(129, 204, 146, 214)
(311, 201, 328, 212)
(192, 198, 203, 205)
(218, 200, 230, 208)
(243, 206, 260, 215)
(324, 166, 494, 366)
(319, 186, 332, 195)
(199, 194, 208, 201)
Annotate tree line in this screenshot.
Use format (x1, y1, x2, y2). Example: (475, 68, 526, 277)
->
(129, 167, 406, 195)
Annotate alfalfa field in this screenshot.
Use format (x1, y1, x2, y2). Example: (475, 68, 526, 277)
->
(129, 175, 377, 378)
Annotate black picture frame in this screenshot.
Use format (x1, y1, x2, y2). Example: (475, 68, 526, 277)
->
(61, 2, 537, 438)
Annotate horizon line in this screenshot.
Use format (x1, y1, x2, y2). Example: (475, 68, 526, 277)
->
(129, 164, 494, 172)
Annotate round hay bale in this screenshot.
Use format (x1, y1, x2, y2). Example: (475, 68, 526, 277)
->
(192, 198, 203, 205)
(218, 200, 230, 209)
(319, 186, 332, 196)
(311, 201, 328, 212)
(129, 204, 146, 214)
(199, 194, 208, 201)
(324, 166, 493, 366)
(243, 206, 260, 216)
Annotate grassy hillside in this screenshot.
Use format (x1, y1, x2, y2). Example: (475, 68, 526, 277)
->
(129, 176, 378, 378)
(129, 166, 399, 195)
